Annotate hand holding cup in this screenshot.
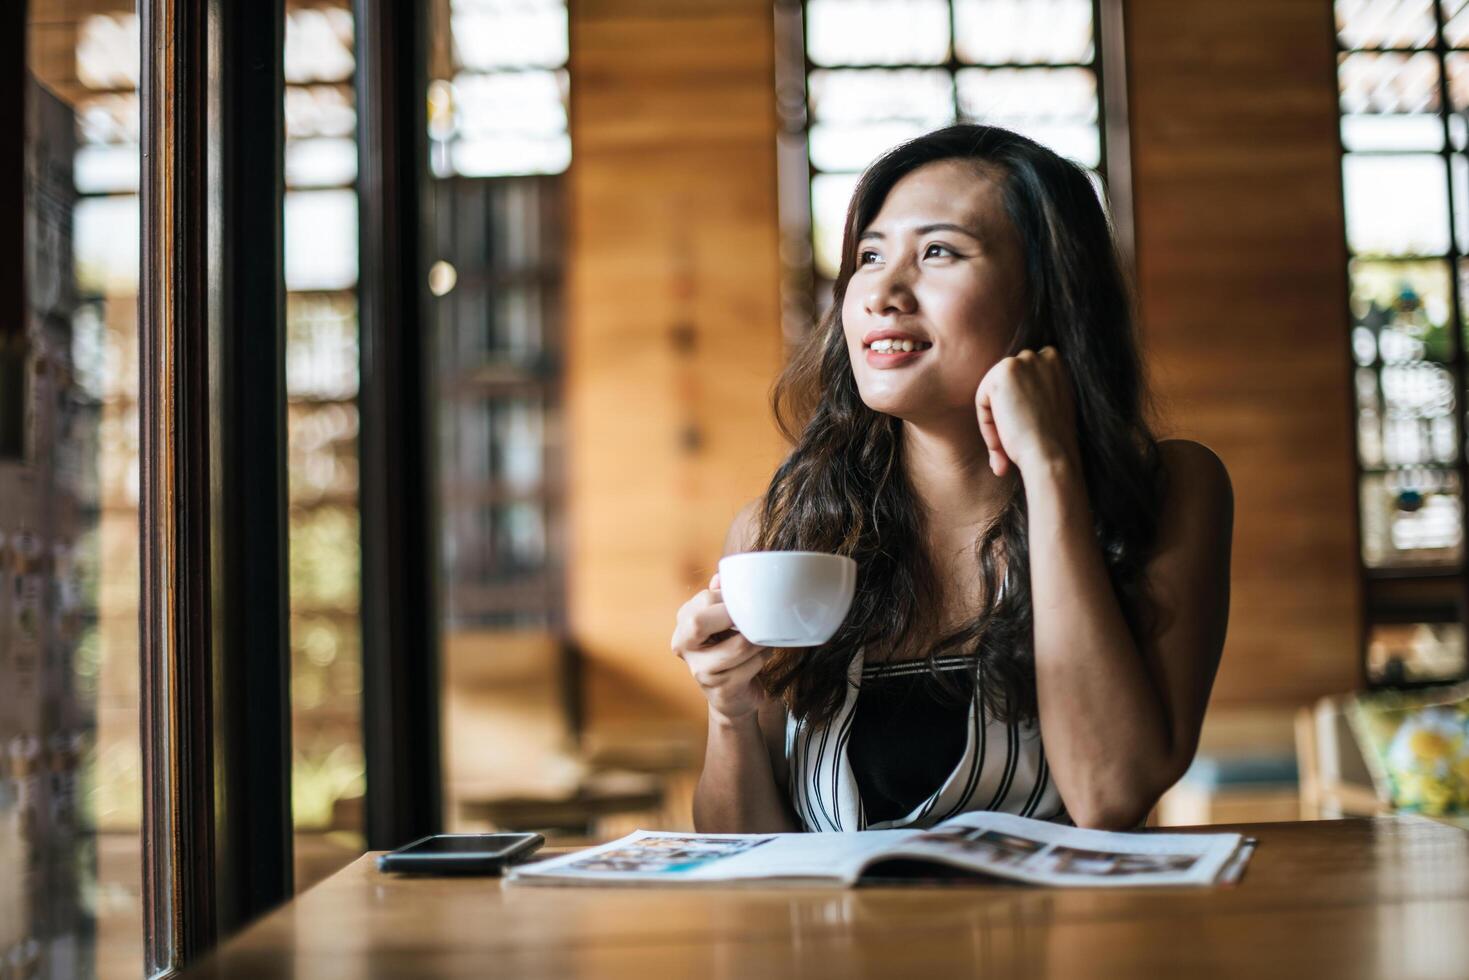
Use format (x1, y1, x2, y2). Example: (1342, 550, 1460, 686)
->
(672, 573, 773, 723)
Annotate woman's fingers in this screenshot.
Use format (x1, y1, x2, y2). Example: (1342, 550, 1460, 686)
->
(974, 382, 1011, 477)
(672, 589, 751, 655)
(712, 647, 771, 687)
(683, 642, 766, 684)
(690, 601, 735, 643)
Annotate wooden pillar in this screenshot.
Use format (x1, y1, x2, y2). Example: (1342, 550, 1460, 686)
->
(567, 0, 787, 738)
(1125, 0, 1362, 704)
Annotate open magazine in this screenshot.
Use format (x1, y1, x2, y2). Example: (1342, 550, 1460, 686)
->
(508, 811, 1255, 889)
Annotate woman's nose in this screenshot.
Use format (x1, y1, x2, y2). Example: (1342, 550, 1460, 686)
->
(864, 265, 917, 317)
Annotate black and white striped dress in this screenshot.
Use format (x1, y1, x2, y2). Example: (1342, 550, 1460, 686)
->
(784, 647, 1070, 832)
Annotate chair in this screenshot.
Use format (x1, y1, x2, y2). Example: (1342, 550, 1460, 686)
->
(1294, 694, 1388, 820)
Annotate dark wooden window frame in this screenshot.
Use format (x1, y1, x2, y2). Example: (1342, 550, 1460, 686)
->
(139, 0, 293, 971)
(355, 0, 444, 850)
(2, 0, 25, 458)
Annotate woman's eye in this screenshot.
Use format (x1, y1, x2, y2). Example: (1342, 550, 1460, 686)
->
(858, 244, 954, 265)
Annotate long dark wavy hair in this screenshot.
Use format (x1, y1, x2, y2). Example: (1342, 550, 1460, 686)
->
(754, 124, 1164, 729)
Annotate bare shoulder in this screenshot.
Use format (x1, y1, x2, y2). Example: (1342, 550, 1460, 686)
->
(723, 499, 763, 556)
(1158, 439, 1233, 525)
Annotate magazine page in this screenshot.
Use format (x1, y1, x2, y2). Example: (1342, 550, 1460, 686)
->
(861, 812, 1246, 888)
(508, 828, 918, 887)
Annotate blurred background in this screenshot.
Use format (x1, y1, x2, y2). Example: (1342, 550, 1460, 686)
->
(8, 0, 1469, 976)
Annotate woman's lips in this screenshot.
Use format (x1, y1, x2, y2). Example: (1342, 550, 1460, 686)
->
(864, 346, 929, 368)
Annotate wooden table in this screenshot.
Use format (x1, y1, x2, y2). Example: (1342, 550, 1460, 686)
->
(190, 817, 1469, 978)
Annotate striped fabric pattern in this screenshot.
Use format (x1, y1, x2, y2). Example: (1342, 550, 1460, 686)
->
(784, 647, 1070, 832)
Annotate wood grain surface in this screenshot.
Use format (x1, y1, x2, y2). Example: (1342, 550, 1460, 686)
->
(566, 0, 788, 738)
(1127, 0, 1363, 705)
(190, 817, 1469, 978)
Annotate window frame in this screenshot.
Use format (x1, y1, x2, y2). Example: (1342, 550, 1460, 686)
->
(1335, 0, 1469, 688)
(774, 0, 1133, 339)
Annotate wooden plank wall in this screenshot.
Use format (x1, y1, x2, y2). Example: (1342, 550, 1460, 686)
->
(568, 0, 1365, 740)
(1126, 0, 1363, 704)
(566, 0, 787, 738)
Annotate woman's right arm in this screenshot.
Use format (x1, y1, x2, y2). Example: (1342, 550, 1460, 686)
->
(677, 503, 800, 834)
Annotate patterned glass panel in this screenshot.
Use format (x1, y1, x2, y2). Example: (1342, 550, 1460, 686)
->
(1360, 469, 1463, 567)
(286, 293, 361, 402)
(953, 0, 1093, 65)
(812, 171, 861, 279)
(285, 190, 360, 291)
(1455, 154, 1469, 252)
(74, 196, 140, 295)
(448, 70, 571, 177)
(453, 396, 546, 491)
(956, 67, 1099, 166)
(1351, 260, 1455, 360)
(808, 69, 955, 172)
(434, 0, 569, 177)
(75, 93, 139, 147)
(1337, 0, 1437, 49)
(1343, 154, 1451, 255)
(76, 12, 140, 89)
(75, 93, 141, 193)
(1446, 51, 1469, 110)
(285, 6, 354, 83)
(806, 0, 952, 66)
(74, 87, 138, 196)
(1381, 362, 1457, 465)
(452, 0, 568, 70)
(285, 138, 358, 188)
(1444, 0, 1469, 47)
(1458, 258, 1469, 346)
(1350, 260, 1456, 467)
(285, 85, 357, 140)
(74, 147, 138, 195)
(1339, 52, 1445, 151)
(1368, 622, 1468, 683)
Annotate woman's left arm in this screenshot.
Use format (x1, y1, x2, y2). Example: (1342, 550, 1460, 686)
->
(977, 348, 1234, 829)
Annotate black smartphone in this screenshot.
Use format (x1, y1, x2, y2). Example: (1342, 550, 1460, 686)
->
(376, 832, 545, 875)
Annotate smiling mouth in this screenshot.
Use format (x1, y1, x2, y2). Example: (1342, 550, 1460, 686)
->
(864, 339, 933, 353)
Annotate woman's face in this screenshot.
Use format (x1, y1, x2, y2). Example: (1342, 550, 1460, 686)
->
(840, 159, 1026, 423)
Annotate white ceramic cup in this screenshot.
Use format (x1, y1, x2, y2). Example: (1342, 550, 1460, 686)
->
(716, 551, 857, 647)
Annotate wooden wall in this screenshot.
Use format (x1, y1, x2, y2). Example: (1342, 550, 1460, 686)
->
(567, 0, 1365, 738)
(566, 0, 787, 739)
(1126, 0, 1363, 704)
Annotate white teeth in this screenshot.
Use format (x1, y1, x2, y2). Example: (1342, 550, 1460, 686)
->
(869, 338, 928, 353)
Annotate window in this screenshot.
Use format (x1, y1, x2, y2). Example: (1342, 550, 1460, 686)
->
(428, 0, 573, 834)
(283, 0, 366, 880)
(428, 0, 569, 631)
(429, 0, 570, 179)
(776, 0, 1110, 331)
(1336, 0, 1469, 684)
(11, 3, 144, 975)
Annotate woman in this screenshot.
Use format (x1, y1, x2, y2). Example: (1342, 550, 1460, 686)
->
(671, 125, 1232, 833)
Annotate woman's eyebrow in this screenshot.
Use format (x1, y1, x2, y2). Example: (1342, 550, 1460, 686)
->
(857, 222, 982, 242)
